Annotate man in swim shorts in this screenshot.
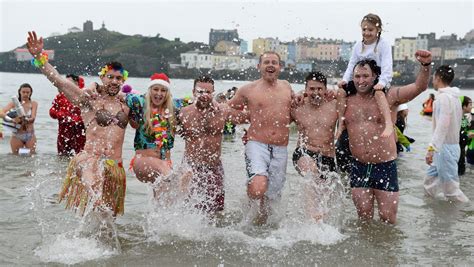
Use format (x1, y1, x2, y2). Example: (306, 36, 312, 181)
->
(178, 75, 248, 215)
(344, 50, 432, 224)
(226, 51, 295, 224)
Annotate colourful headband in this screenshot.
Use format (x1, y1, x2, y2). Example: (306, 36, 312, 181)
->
(98, 64, 129, 81)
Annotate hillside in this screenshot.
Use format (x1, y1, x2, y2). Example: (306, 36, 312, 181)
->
(0, 29, 206, 77)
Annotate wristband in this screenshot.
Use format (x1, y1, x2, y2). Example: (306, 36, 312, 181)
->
(421, 62, 432, 67)
(31, 52, 49, 68)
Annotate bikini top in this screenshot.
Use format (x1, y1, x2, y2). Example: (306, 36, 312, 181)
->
(94, 103, 128, 129)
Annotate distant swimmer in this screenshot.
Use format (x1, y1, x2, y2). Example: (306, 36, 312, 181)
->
(49, 74, 86, 156)
(420, 93, 435, 116)
(178, 75, 248, 216)
(27, 31, 129, 217)
(1, 83, 38, 156)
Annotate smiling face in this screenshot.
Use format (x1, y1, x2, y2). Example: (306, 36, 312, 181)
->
(361, 20, 380, 45)
(193, 82, 215, 108)
(149, 84, 169, 108)
(305, 80, 326, 106)
(258, 53, 281, 82)
(353, 64, 376, 95)
(100, 69, 124, 96)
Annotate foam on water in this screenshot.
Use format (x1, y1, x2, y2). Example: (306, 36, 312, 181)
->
(34, 233, 117, 264)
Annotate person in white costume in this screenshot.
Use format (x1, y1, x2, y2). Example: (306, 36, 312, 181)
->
(424, 65, 469, 202)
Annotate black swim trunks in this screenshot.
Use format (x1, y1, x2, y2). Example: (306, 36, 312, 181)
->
(350, 159, 398, 192)
(292, 147, 336, 178)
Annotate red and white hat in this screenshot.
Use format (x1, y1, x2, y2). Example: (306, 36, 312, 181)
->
(148, 73, 170, 89)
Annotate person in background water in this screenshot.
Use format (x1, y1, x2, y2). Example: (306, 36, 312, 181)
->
(395, 104, 415, 153)
(465, 108, 474, 169)
(424, 65, 468, 202)
(50, 74, 86, 156)
(337, 13, 394, 140)
(0, 83, 38, 155)
(421, 93, 435, 116)
(458, 96, 472, 175)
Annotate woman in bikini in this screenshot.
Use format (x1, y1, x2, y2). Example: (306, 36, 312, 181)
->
(1, 83, 38, 155)
(126, 73, 177, 199)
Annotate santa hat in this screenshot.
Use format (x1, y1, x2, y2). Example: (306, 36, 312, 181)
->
(148, 73, 170, 89)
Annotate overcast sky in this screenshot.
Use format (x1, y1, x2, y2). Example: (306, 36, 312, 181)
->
(0, 0, 472, 52)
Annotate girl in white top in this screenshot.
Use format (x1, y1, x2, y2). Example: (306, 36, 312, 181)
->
(338, 13, 393, 138)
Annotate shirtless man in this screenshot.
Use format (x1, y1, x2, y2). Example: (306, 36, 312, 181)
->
(291, 71, 342, 221)
(27, 31, 129, 217)
(227, 51, 293, 224)
(345, 50, 432, 224)
(178, 75, 248, 215)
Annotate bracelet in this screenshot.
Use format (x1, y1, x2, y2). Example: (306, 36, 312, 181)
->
(31, 52, 49, 68)
(421, 61, 432, 67)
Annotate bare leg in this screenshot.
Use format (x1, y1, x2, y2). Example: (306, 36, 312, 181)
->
(10, 136, 23, 155)
(373, 189, 399, 224)
(247, 175, 269, 225)
(132, 155, 171, 183)
(296, 156, 319, 177)
(25, 134, 37, 154)
(351, 188, 375, 221)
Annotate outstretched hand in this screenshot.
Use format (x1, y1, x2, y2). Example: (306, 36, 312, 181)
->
(26, 31, 44, 57)
(415, 50, 432, 65)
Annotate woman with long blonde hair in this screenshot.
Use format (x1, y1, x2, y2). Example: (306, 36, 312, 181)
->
(126, 73, 176, 184)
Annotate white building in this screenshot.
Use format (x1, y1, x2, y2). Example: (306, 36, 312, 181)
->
(180, 51, 213, 69)
(15, 48, 55, 61)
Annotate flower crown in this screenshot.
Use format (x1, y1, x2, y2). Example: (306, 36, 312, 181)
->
(98, 64, 129, 80)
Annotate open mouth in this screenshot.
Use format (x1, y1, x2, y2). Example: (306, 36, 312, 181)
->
(266, 67, 276, 73)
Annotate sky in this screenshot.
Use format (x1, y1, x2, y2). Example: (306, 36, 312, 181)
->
(0, 0, 472, 52)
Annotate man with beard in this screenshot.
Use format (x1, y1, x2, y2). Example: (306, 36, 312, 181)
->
(226, 51, 293, 224)
(291, 71, 341, 222)
(27, 31, 129, 217)
(345, 50, 432, 224)
(178, 75, 248, 216)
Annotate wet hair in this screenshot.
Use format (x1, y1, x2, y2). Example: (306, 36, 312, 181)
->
(18, 83, 33, 102)
(461, 96, 472, 108)
(66, 74, 80, 83)
(353, 59, 381, 77)
(193, 75, 214, 89)
(259, 51, 281, 64)
(434, 65, 455, 85)
(361, 13, 382, 53)
(305, 71, 327, 87)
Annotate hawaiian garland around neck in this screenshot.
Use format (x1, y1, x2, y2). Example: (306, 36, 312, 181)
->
(151, 109, 171, 149)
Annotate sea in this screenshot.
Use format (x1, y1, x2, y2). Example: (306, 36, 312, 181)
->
(0, 72, 473, 265)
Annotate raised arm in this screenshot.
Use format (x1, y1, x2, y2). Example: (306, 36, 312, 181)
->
(26, 31, 85, 106)
(387, 50, 432, 106)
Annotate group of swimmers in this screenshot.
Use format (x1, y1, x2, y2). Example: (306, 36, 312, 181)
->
(0, 12, 470, 227)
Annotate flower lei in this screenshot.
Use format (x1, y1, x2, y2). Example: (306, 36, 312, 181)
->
(98, 64, 129, 80)
(151, 109, 170, 149)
